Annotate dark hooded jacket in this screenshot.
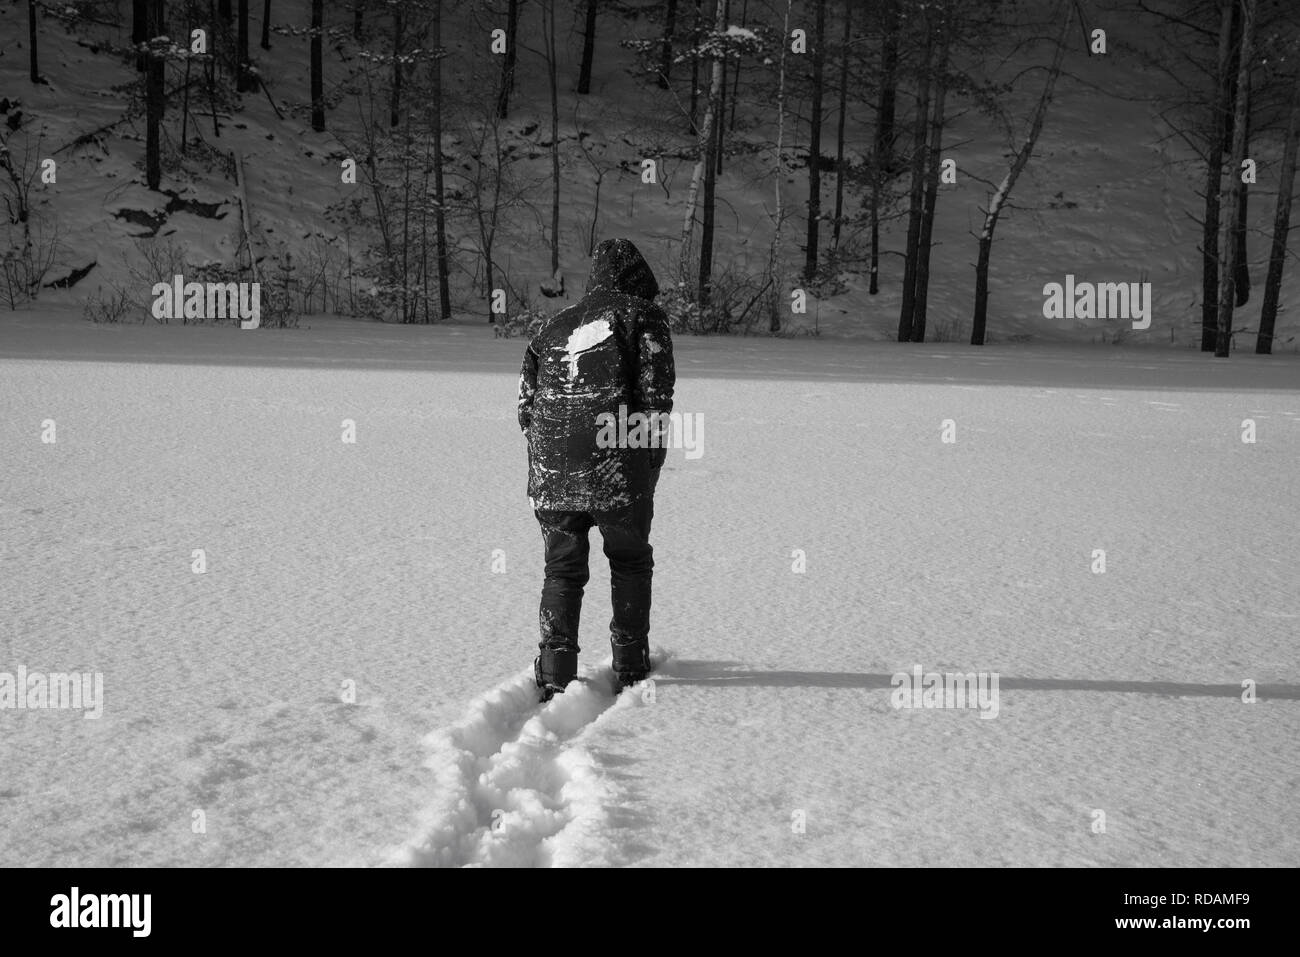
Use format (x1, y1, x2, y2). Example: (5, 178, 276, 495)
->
(518, 239, 676, 512)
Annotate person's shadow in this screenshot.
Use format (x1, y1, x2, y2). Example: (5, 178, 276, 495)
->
(655, 660, 1300, 700)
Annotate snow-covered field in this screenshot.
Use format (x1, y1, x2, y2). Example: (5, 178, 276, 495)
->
(2, 313, 1298, 867)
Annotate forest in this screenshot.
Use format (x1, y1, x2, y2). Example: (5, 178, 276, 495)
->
(2, 0, 1299, 353)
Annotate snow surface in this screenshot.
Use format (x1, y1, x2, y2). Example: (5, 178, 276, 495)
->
(2, 311, 1298, 867)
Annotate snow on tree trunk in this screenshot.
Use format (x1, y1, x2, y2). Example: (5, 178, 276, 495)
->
(678, 0, 727, 285)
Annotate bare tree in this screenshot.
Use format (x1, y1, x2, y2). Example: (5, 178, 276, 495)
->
(237, 0, 253, 92)
(971, 4, 1071, 345)
(1216, 0, 1256, 357)
(431, 0, 451, 320)
(578, 0, 599, 94)
(311, 0, 325, 131)
(133, 0, 148, 72)
(803, 0, 828, 281)
(145, 0, 165, 190)
(28, 0, 41, 83)
(660, 0, 678, 88)
(831, 0, 852, 253)
(678, 0, 726, 284)
(768, 0, 792, 332)
(875, 0, 900, 170)
(1257, 63, 1300, 353)
(544, 0, 562, 287)
(897, 10, 932, 341)
(497, 0, 520, 118)
(1202, 0, 1236, 351)
(391, 0, 404, 128)
(908, 5, 951, 342)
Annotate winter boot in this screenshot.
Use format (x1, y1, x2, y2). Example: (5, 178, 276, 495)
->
(610, 637, 651, 690)
(534, 647, 578, 702)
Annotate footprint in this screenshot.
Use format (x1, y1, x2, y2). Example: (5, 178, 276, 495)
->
(395, 651, 669, 868)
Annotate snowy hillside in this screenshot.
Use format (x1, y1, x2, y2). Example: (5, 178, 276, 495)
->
(3, 0, 1299, 344)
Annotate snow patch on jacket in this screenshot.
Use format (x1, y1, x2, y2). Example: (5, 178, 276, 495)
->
(563, 319, 613, 378)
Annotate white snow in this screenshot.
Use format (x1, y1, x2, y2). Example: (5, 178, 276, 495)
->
(563, 319, 612, 377)
(1, 312, 1297, 866)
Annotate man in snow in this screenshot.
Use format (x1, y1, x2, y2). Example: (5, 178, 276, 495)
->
(517, 239, 676, 701)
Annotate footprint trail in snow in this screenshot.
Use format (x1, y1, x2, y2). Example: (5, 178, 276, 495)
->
(393, 651, 670, 868)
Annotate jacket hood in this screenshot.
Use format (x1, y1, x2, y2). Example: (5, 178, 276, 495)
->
(586, 238, 660, 301)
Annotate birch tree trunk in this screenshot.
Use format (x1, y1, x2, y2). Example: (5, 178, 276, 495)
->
(970, 3, 1071, 345)
(678, 0, 727, 284)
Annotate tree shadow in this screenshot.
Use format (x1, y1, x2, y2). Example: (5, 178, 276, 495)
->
(658, 660, 1300, 700)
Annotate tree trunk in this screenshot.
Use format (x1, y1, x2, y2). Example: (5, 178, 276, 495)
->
(716, 0, 728, 176)
(354, 0, 363, 40)
(659, 0, 678, 89)
(1257, 68, 1300, 353)
(432, 0, 451, 321)
(869, 171, 880, 294)
(1233, 72, 1251, 306)
(237, 0, 252, 92)
(133, 0, 147, 72)
(768, 0, 791, 332)
(803, 0, 827, 281)
(546, 0, 561, 277)
(831, 0, 851, 252)
(678, 0, 726, 283)
(875, 0, 900, 171)
(578, 0, 598, 94)
(1216, 0, 1255, 358)
(497, 0, 519, 118)
(27, 0, 39, 83)
(145, 0, 165, 191)
(699, 80, 721, 307)
(261, 0, 272, 49)
(910, 14, 950, 343)
(688, 0, 701, 136)
(971, 2, 1070, 345)
(401, 108, 412, 322)
(730, 0, 746, 132)
(897, 16, 932, 341)
(220, 0, 232, 23)
(311, 0, 324, 131)
(391, 2, 403, 128)
(181, 4, 192, 153)
(1202, 0, 1234, 351)
(208, 0, 221, 136)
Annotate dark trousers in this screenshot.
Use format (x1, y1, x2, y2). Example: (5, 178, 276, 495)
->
(535, 470, 659, 657)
